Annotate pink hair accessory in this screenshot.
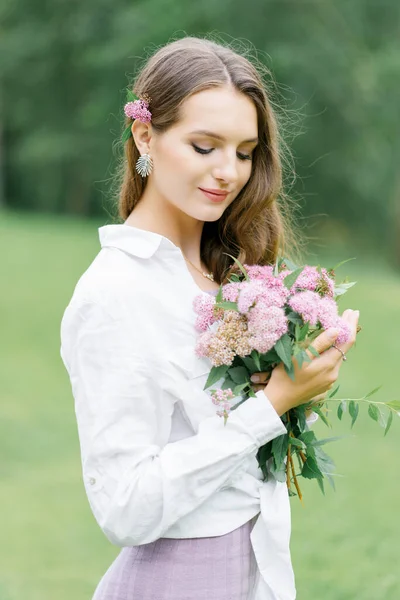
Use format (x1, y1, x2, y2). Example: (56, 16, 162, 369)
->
(122, 90, 152, 143)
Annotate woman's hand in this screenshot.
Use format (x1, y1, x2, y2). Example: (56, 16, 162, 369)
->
(256, 309, 360, 417)
(250, 373, 326, 418)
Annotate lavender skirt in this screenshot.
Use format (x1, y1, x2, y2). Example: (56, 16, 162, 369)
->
(92, 515, 260, 600)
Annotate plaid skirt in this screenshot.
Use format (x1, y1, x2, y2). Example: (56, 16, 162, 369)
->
(92, 515, 260, 600)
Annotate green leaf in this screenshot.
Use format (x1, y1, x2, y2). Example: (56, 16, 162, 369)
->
(334, 281, 357, 297)
(126, 89, 139, 102)
(203, 364, 229, 390)
(384, 410, 394, 436)
(250, 350, 261, 371)
(316, 477, 326, 495)
(313, 435, 347, 446)
(365, 385, 382, 399)
(223, 254, 250, 280)
(330, 257, 356, 271)
(213, 285, 223, 303)
(271, 433, 289, 470)
(121, 124, 132, 143)
(286, 311, 304, 325)
(299, 322, 310, 342)
(274, 334, 293, 370)
(337, 400, 346, 420)
(311, 405, 331, 428)
(367, 403, 379, 422)
(241, 356, 257, 371)
(214, 301, 238, 311)
(328, 385, 340, 399)
(283, 266, 305, 290)
(313, 446, 336, 475)
(308, 344, 320, 358)
(228, 366, 249, 384)
(288, 437, 307, 451)
(284, 361, 296, 382)
(269, 460, 287, 483)
(349, 400, 359, 428)
(233, 382, 249, 396)
(386, 400, 400, 411)
(299, 430, 317, 446)
(301, 457, 323, 480)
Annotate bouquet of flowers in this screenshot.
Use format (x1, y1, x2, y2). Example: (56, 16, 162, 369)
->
(193, 257, 399, 501)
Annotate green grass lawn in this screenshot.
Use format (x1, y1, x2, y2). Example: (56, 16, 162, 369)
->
(1, 209, 399, 600)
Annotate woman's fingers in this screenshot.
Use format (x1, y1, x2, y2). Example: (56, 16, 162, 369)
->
(250, 371, 271, 392)
(320, 309, 360, 365)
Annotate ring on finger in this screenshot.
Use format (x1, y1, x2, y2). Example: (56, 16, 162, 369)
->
(332, 344, 347, 362)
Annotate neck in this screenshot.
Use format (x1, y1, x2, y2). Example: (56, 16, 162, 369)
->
(125, 197, 205, 265)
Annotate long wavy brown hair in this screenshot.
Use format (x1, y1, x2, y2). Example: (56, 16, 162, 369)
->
(112, 35, 305, 284)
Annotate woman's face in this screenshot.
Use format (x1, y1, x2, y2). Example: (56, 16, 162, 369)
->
(136, 86, 259, 223)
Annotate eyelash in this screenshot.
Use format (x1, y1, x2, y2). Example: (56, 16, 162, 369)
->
(191, 143, 253, 161)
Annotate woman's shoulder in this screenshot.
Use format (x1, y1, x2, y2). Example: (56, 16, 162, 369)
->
(64, 247, 154, 318)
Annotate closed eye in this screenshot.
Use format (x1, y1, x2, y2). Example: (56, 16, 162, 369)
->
(191, 143, 252, 161)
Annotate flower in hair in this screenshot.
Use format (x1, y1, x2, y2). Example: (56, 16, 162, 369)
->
(122, 90, 152, 143)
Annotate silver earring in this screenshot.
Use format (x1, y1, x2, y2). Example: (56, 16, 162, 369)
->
(136, 153, 153, 177)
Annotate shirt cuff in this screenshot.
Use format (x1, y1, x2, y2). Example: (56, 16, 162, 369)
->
(230, 390, 287, 446)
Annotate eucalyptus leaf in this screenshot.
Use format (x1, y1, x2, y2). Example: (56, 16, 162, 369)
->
(311, 405, 331, 428)
(386, 400, 400, 411)
(365, 385, 382, 399)
(349, 400, 359, 428)
(337, 400, 346, 420)
(384, 410, 394, 436)
(328, 385, 340, 399)
(367, 403, 379, 422)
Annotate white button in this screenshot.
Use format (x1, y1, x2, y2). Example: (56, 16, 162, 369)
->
(89, 477, 96, 485)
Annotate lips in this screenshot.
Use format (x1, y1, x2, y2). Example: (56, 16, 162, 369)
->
(199, 188, 229, 202)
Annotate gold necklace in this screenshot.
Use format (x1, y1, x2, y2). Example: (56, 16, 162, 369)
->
(182, 254, 215, 281)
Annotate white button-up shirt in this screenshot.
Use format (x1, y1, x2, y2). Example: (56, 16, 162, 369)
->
(60, 223, 317, 600)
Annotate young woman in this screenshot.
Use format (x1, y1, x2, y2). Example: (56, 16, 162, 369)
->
(60, 36, 359, 600)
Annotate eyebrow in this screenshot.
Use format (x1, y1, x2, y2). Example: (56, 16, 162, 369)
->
(190, 129, 259, 144)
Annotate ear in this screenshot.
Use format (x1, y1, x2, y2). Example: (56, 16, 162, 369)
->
(131, 120, 153, 154)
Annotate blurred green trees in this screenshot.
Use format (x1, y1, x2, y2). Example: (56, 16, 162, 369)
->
(1, 0, 399, 261)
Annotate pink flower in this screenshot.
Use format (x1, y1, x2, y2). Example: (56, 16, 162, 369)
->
(335, 318, 352, 345)
(124, 100, 152, 123)
(222, 282, 243, 302)
(247, 304, 288, 353)
(290, 266, 335, 297)
(288, 290, 321, 327)
(243, 264, 274, 281)
(317, 296, 338, 329)
(193, 294, 219, 332)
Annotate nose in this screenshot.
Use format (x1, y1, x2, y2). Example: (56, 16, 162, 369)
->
(213, 150, 239, 185)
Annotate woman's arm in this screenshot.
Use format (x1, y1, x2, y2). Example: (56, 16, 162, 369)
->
(60, 300, 287, 547)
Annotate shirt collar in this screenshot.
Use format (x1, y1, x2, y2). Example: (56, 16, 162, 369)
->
(98, 224, 181, 259)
